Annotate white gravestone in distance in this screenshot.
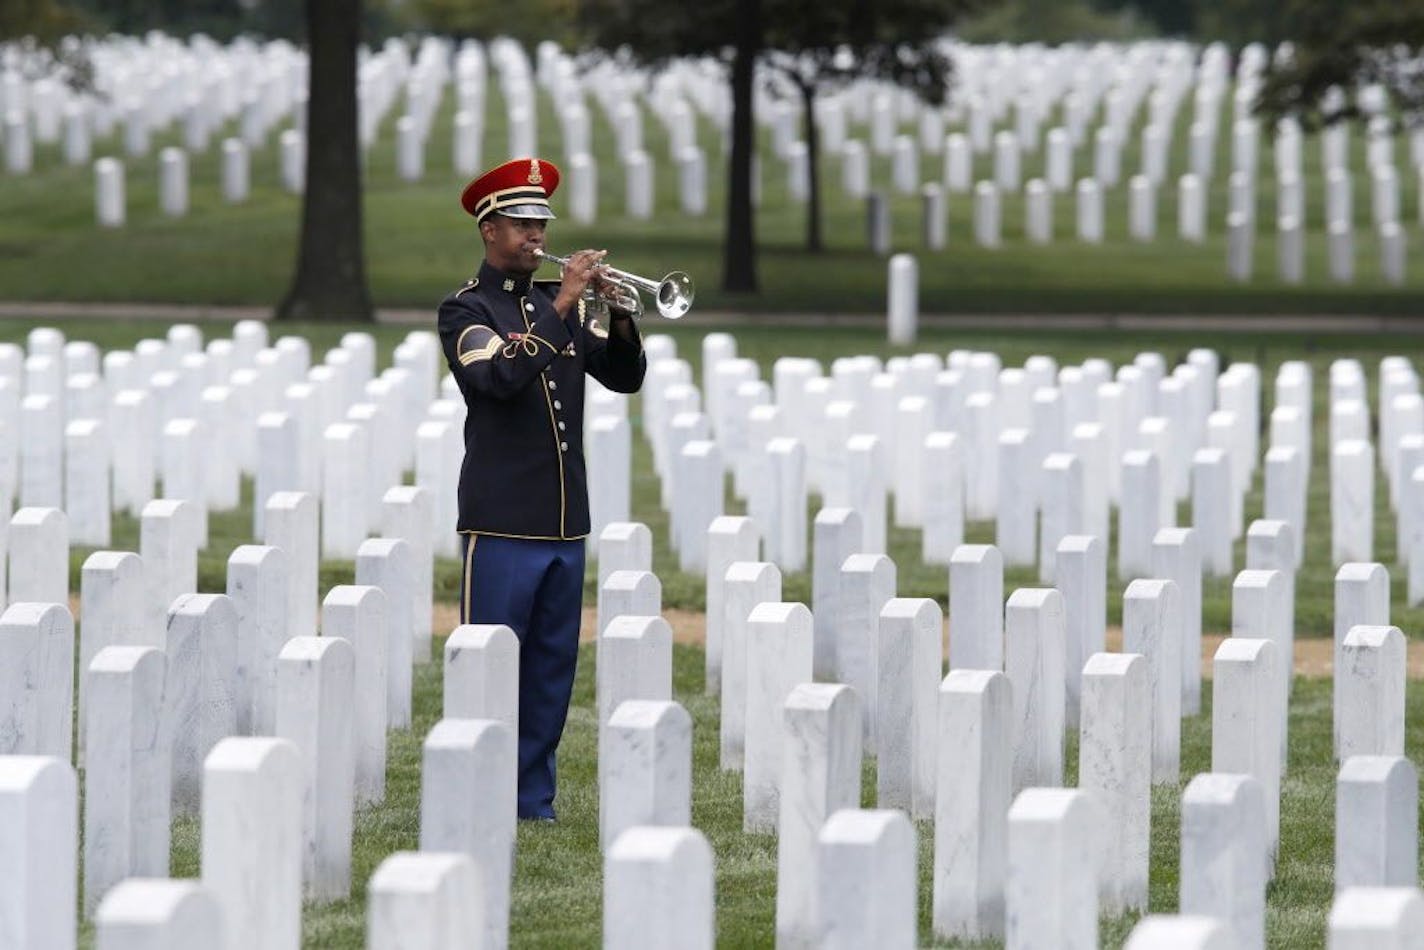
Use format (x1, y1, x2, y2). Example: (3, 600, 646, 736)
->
(1005, 588, 1066, 793)
(322, 585, 389, 806)
(720, 561, 780, 772)
(603, 827, 715, 950)
(226, 545, 288, 737)
(706, 516, 759, 694)
(776, 683, 861, 948)
(811, 508, 861, 682)
(1080, 652, 1150, 914)
(165, 594, 238, 817)
(1058, 535, 1106, 729)
(933, 669, 1012, 941)
(201, 737, 303, 950)
(366, 851, 480, 950)
(0, 755, 77, 950)
(1212, 637, 1282, 864)
(382, 486, 434, 665)
(948, 544, 1003, 671)
(443, 624, 519, 736)
(743, 602, 814, 834)
(837, 553, 895, 750)
(1335, 755, 1418, 890)
(83, 645, 169, 916)
(818, 809, 917, 950)
(1328, 886, 1424, 947)
(1334, 563, 1390, 757)
(1180, 773, 1267, 950)
(1124, 578, 1181, 784)
(876, 596, 941, 818)
(418, 717, 516, 949)
(94, 879, 223, 949)
(275, 635, 356, 903)
(1006, 788, 1102, 950)
(356, 538, 415, 731)
(601, 700, 692, 855)
(0, 602, 75, 761)
(1338, 625, 1406, 760)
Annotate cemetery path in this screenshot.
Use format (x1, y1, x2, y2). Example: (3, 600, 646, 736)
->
(424, 599, 1424, 678)
(5, 301, 1424, 334)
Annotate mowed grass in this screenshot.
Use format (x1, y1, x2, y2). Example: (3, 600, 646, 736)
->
(1, 52, 1422, 314)
(18, 315, 1416, 947)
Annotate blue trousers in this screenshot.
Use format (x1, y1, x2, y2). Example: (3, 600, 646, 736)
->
(460, 532, 585, 820)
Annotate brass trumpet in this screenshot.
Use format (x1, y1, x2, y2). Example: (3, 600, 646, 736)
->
(534, 248, 694, 320)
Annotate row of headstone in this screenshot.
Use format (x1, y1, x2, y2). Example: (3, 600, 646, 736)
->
(585, 532, 1413, 948)
(0, 468, 457, 939)
(636, 335, 1315, 597)
(29, 31, 1421, 269)
(0, 323, 447, 570)
(860, 169, 1415, 284)
(2, 32, 445, 169)
(86, 138, 285, 226)
(8, 24, 1412, 185)
(5, 470, 1418, 945)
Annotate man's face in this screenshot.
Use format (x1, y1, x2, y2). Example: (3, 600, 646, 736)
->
(481, 214, 547, 274)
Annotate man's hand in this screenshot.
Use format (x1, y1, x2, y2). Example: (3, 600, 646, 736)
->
(552, 248, 610, 318)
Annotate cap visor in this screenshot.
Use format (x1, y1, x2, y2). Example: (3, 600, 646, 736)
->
(500, 204, 557, 219)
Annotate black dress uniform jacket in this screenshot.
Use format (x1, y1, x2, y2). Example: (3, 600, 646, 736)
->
(437, 259, 647, 540)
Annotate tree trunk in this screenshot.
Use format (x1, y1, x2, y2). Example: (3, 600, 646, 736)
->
(798, 78, 823, 253)
(721, 0, 760, 293)
(275, 0, 373, 322)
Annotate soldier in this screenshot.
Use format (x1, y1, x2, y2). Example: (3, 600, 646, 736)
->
(437, 157, 647, 821)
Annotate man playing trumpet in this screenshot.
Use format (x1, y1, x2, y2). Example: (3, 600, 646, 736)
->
(437, 156, 647, 822)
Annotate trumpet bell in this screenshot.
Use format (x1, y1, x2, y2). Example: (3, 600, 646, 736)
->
(656, 272, 694, 320)
(534, 247, 695, 320)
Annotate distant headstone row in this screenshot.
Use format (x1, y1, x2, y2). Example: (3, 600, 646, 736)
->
(8, 34, 1420, 287)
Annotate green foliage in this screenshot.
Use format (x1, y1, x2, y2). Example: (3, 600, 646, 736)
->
(402, 0, 580, 48)
(1190, 0, 1294, 47)
(51, 0, 413, 43)
(759, 0, 966, 99)
(1257, 0, 1424, 129)
(956, 0, 1156, 44)
(0, 0, 86, 42)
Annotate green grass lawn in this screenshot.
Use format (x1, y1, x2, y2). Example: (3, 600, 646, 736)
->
(2, 58, 1421, 314)
(19, 315, 1417, 947)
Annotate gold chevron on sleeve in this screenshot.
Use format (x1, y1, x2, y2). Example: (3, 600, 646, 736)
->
(457, 325, 502, 365)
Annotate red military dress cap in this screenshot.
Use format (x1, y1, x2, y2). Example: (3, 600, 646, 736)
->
(461, 157, 561, 222)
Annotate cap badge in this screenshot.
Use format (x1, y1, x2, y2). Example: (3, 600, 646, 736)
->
(528, 160, 543, 185)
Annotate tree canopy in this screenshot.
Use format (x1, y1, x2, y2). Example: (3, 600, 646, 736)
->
(1257, 0, 1424, 129)
(400, 0, 579, 48)
(0, 0, 83, 43)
